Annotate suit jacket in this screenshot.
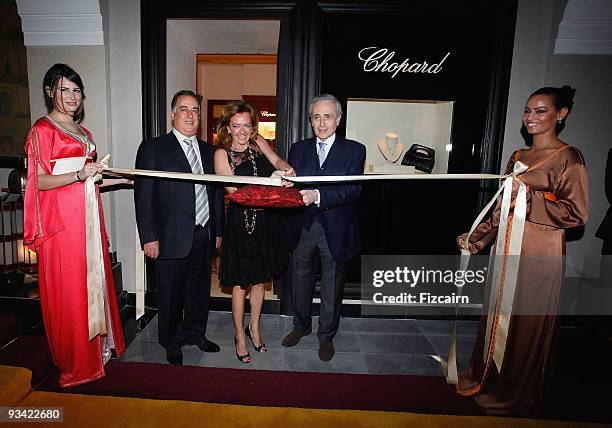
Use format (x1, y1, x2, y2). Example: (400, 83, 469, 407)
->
(287, 135, 366, 263)
(134, 132, 224, 259)
(596, 147, 612, 240)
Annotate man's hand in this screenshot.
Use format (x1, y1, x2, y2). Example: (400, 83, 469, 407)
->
(143, 241, 160, 259)
(216, 236, 223, 249)
(300, 189, 319, 206)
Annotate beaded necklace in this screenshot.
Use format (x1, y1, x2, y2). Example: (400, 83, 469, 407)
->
(46, 115, 94, 156)
(229, 144, 258, 235)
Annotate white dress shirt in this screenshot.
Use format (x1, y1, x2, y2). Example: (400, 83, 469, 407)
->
(316, 133, 336, 164)
(173, 128, 203, 168)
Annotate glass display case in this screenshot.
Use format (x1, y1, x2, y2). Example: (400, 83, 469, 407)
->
(346, 98, 454, 174)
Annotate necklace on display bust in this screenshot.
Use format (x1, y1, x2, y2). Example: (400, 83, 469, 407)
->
(377, 132, 405, 163)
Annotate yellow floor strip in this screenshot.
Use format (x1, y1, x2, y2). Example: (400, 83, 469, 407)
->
(17, 391, 607, 428)
(0, 365, 31, 406)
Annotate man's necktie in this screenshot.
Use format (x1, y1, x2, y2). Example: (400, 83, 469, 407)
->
(318, 142, 326, 167)
(184, 139, 209, 227)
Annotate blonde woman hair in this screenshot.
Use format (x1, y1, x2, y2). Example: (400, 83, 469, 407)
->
(215, 101, 259, 149)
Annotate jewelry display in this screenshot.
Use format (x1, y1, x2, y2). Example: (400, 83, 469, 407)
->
(346, 98, 454, 174)
(229, 143, 259, 235)
(377, 132, 405, 163)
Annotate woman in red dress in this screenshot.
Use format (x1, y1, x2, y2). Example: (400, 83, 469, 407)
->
(23, 63, 126, 387)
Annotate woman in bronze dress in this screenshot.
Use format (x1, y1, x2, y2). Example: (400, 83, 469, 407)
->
(456, 86, 588, 415)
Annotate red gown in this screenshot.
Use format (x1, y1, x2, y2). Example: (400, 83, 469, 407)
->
(23, 117, 125, 388)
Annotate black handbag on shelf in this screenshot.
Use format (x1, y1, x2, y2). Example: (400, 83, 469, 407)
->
(401, 144, 436, 173)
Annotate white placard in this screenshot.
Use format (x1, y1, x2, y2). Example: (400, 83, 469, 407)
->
(51, 157, 87, 175)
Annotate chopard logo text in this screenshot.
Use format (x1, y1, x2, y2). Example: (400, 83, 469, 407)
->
(357, 47, 451, 78)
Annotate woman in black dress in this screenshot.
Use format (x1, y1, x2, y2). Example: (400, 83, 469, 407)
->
(214, 101, 294, 363)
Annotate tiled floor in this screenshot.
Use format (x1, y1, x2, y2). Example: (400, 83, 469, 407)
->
(121, 311, 478, 376)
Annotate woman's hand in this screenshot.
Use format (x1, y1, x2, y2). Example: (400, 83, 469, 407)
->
(271, 167, 296, 187)
(457, 233, 467, 249)
(457, 233, 480, 255)
(77, 162, 104, 181)
(457, 233, 472, 252)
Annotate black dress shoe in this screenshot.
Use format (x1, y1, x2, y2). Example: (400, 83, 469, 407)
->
(185, 337, 220, 353)
(281, 327, 312, 347)
(166, 348, 183, 365)
(318, 341, 335, 361)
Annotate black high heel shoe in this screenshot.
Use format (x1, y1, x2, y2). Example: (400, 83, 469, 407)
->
(234, 336, 250, 363)
(245, 325, 268, 353)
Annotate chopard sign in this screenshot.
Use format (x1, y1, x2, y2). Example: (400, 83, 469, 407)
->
(357, 47, 451, 78)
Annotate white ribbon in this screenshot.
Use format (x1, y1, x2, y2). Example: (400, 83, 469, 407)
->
(488, 161, 528, 371)
(105, 167, 284, 186)
(85, 154, 111, 340)
(101, 161, 528, 357)
(432, 161, 528, 384)
(104, 165, 505, 185)
(135, 226, 145, 320)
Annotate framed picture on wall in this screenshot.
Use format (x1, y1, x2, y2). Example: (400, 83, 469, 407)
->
(0, 1, 31, 159)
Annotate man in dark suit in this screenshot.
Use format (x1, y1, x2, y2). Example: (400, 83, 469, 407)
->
(134, 90, 223, 365)
(282, 94, 366, 361)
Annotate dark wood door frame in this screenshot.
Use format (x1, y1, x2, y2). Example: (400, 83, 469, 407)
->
(141, 0, 517, 184)
(140, 0, 518, 315)
(140, 0, 324, 161)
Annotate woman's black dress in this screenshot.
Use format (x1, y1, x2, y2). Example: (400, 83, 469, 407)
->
(219, 142, 289, 289)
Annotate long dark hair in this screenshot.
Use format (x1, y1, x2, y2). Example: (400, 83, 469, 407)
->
(43, 63, 86, 123)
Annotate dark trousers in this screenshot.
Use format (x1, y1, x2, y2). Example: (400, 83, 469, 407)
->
(292, 221, 347, 343)
(155, 224, 211, 351)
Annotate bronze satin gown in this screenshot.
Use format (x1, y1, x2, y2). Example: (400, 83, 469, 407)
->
(456, 145, 589, 415)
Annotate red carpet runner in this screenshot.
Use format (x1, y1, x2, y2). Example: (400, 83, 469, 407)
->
(2, 333, 611, 422)
(38, 361, 481, 415)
